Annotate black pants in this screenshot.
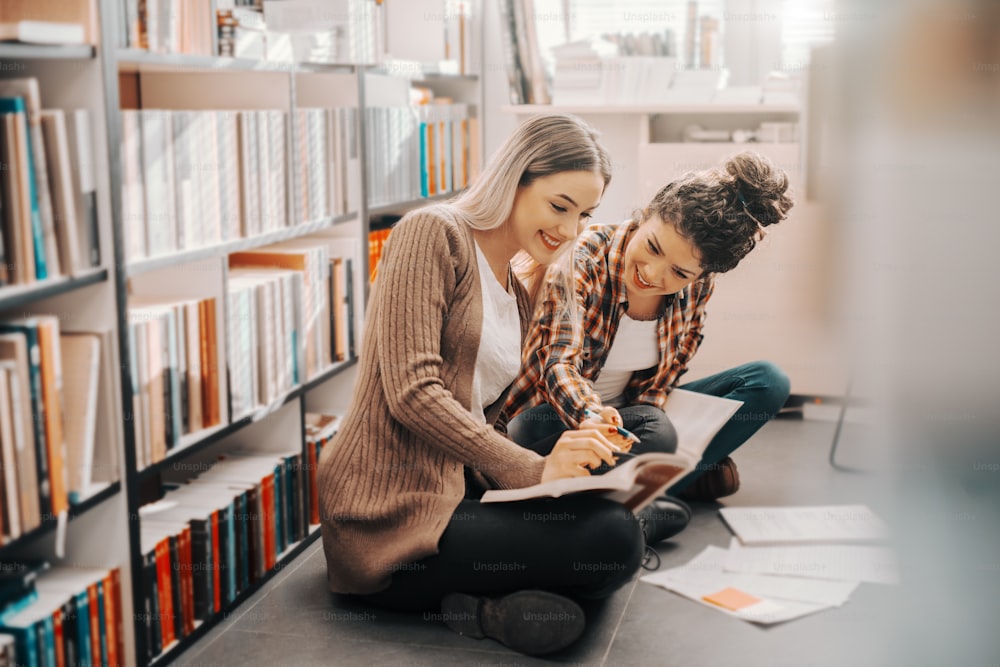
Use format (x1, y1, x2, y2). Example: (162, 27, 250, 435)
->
(365, 495, 644, 612)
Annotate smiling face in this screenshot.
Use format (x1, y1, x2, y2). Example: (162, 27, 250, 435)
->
(623, 215, 703, 297)
(506, 170, 606, 264)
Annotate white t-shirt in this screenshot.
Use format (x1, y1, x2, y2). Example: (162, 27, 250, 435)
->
(469, 243, 522, 423)
(591, 314, 660, 408)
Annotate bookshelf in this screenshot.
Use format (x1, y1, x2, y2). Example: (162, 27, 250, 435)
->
(0, 20, 131, 667)
(0, 268, 107, 311)
(0, 44, 96, 61)
(0, 1, 484, 666)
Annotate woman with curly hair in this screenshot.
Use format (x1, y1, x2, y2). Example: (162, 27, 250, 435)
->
(505, 152, 794, 530)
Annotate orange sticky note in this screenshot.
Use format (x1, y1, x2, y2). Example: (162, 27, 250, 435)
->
(702, 587, 762, 611)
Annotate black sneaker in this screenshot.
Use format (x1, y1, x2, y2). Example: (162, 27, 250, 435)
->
(440, 589, 585, 656)
(636, 496, 692, 546)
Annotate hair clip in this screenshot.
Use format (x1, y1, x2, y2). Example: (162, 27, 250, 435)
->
(736, 192, 765, 230)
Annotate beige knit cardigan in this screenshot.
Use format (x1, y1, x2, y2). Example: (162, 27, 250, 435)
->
(318, 205, 548, 594)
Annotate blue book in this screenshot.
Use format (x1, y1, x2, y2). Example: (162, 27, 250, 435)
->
(273, 464, 284, 555)
(230, 491, 248, 594)
(96, 580, 108, 667)
(74, 590, 91, 667)
(0, 97, 47, 280)
(214, 501, 235, 607)
(419, 120, 429, 197)
(39, 615, 54, 667)
(0, 617, 39, 667)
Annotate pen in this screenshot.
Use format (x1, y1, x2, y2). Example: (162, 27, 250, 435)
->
(583, 409, 641, 444)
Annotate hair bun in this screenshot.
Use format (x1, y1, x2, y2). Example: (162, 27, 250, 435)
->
(724, 152, 793, 227)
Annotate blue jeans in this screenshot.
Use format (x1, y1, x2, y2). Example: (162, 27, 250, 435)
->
(507, 361, 791, 493)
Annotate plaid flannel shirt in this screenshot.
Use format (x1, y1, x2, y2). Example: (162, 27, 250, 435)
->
(505, 220, 715, 429)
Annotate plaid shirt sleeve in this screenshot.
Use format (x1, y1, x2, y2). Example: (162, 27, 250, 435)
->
(632, 275, 715, 408)
(508, 238, 607, 428)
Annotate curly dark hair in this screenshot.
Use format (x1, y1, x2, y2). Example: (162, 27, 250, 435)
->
(639, 152, 794, 274)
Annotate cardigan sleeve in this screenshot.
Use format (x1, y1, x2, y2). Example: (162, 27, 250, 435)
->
(374, 211, 546, 489)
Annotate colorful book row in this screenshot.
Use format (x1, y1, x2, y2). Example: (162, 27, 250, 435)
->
(0, 564, 124, 667)
(0, 320, 120, 544)
(0, 78, 101, 288)
(140, 445, 331, 661)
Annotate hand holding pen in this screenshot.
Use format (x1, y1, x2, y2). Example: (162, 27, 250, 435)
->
(582, 407, 640, 451)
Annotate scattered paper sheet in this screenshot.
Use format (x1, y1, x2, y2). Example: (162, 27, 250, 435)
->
(643, 546, 858, 607)
(642, 546, 838, 624)
(719, 504, 890, 546)
(724, 538, 900, 585)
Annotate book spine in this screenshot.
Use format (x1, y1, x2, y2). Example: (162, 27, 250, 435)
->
(167, 534, 183, 642)
(36, 319, 68, 515)
(0, 324, 52, 519)
(189, 519, 210, 622)
(96, 578, 108, 667)
(234, 492, 248, 595)
(61, 596, 77, 667)
(211, 509, 221, 613)
(102, 572, 118, 667)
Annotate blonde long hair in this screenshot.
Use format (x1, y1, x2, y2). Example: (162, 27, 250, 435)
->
(450, 114, 612, 304)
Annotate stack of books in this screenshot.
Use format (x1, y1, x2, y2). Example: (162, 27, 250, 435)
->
(364, 101, 479, 208)
(126, 297, 224, 469)
(0, 79, 101, 287)
(228, 237, 357, 414)
(304, 411, 341, 525)
(140, 448, 318, 660)
(0, 319, 120, 542)
(122, 107, 359, 264)
(0, 562, 125, 667)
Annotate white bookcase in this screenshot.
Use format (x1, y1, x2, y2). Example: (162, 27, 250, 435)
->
(0, 2, 485, 666)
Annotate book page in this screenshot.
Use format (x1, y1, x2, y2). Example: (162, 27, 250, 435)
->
(480, 451, 691, 505)
(663, 388, 744, 460)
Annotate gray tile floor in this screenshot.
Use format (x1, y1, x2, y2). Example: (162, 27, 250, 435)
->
(178, 417, 901, 667)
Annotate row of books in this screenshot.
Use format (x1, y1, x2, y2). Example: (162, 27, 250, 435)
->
(262, 0, 385, 65)
(120, 0, 385, 64)
(0, 78, 101, 287)
(127, 238, 357, 470)
(0, 320, 120, 545)
(364, 102, 480, 208)
(291, 108, 361, 226)
(367, 226, 393, 285)
(121, 107, 358, 263)
(127, 297, 224, 470)
(0, 562, 124, 667)
(138, 437, 340, 662)
(304, 412, 341, 526)
(227, 238, 356, 417)
(120, 0, 217, 55)
(498, 0, 549, 105)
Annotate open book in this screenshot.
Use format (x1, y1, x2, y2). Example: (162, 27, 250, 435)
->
(482, 389, 744, 512)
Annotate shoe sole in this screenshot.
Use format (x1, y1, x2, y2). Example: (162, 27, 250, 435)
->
(640, 496, 693, 545)
(442, 590, 585, 656)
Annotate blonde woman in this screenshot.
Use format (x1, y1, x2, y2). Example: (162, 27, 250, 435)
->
(318, 115, 643, 656)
